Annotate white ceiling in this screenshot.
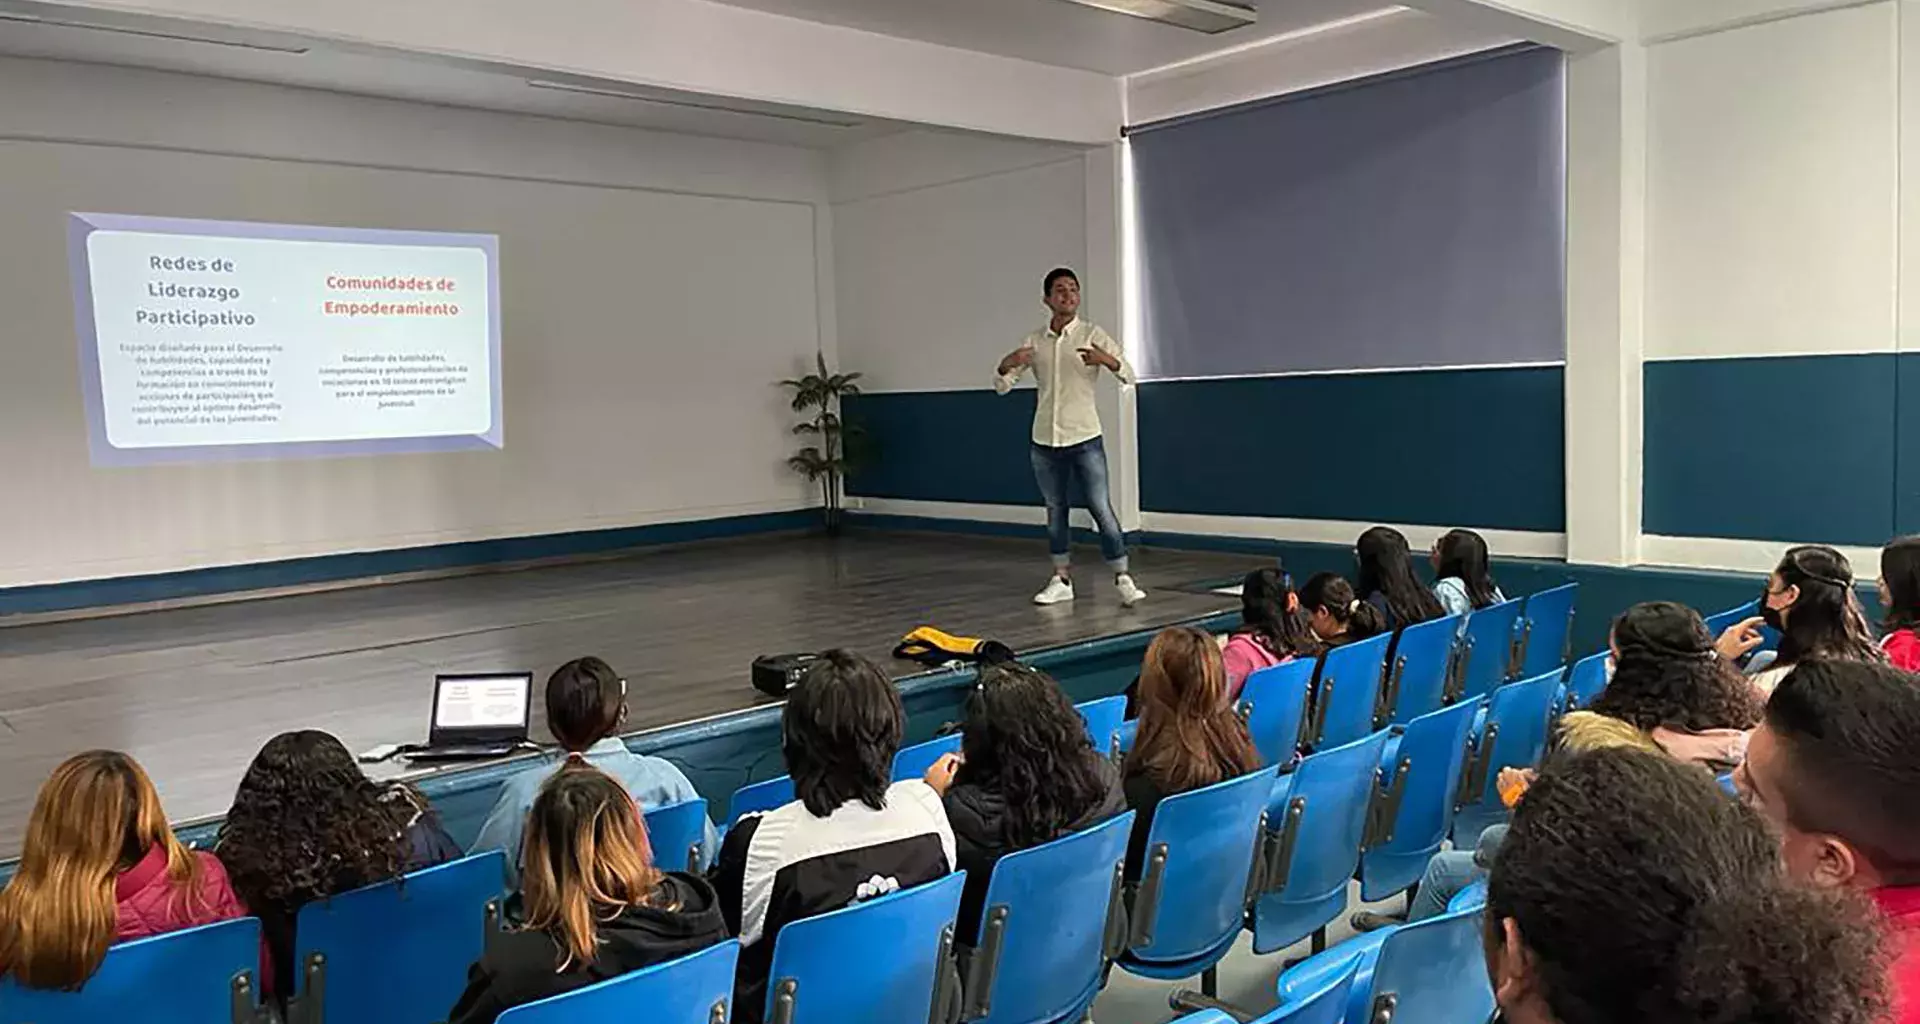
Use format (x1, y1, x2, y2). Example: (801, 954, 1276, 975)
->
(0, 13, 909, 148)
(709, 0, 1406, 76)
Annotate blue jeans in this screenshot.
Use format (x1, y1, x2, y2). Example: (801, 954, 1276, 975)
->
(1030, 437, 1128, 572)
(1410, 823, 1507, 921)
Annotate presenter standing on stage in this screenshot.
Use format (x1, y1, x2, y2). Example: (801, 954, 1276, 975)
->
(996, 268, 1145, 607)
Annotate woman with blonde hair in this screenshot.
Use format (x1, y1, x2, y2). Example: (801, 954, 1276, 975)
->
(447, 762, 727, 1024)
(0, 750, 245, 990)
(1121, 626, 1261, 879)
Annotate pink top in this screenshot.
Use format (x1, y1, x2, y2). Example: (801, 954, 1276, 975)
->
(114, 844, 247, 943)
(1223, 633, 1289, 701)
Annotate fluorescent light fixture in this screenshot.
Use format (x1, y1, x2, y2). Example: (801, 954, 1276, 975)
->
(0, 11, 311, 53)
(526, 79, 862, 129)
(1051, 0, 1256, 33)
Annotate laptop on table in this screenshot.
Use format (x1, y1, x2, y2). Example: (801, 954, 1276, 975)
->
(403, 672, 535, 763)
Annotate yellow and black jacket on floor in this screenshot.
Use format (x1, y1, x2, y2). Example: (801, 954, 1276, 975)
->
(893, 626, 1017, 667)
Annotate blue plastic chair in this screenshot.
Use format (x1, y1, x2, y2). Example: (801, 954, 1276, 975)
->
(1251, 730, 1390, 954)
(1448, 877, 1488, 913)
(764, 871, 967, 1024)
(1117, 765, 1280, 995)
(1237, 659, 1314, 768)
(1703, 599, 1780, 655)
(290, 850, 506, 1024)
(645, 797, 712, 873)
(1358, 699, 1480, 902)
(0, 916, 265, 1024)
(1075, 695, 1128, 757)
(729, 774, 795, 823)
(1169, 950, 1359, 1024)
(960, 812, 1135, 1024)
(894, 734, 963, 782)
(1114, 719, 1138, 757)
(1516, 583, 1578, 679)
(1451, 670, 1562, 846)
(1564, 651, 1609, 711)
(495, 939, 740, 1024)
(1307, 633, 1389, 750)
(1376, 615, 1461, 727)
(1276, 904, 1494, 1024)
(1453, 597, 1525, 702)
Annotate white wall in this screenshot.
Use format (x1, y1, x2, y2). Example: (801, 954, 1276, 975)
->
(0, 56, 833, 587)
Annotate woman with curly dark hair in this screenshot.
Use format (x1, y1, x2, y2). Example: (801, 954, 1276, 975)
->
(1487, 745, 1887, 1024)
(921, 662, 1125, 945)
(1580, 601, 1762, 773)
(216, 730, 459, 998)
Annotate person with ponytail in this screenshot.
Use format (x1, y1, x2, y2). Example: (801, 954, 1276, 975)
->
(1121, 627, 1261, 880)
(1878, 536, 1920, 673)
(1714, 545, 1884, 696)
(448, 763, 727, 1024)
(1221, 565, 1322, 699)
(0, 751, 245, 990)
(1298, 572, 1385, 648)
(1355, 526, 1445, 632)
(1430, 528, 1505, 616)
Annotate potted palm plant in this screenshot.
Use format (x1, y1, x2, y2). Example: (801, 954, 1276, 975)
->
(781, 353, 863, 535)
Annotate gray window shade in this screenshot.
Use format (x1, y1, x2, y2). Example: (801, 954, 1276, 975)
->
(1130, 45, 1566, 380)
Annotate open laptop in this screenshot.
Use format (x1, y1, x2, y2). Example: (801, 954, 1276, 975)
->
(403, 672, 535, 763)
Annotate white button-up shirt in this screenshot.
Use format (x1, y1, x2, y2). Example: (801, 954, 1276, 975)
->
(994, 317, 1135, 448)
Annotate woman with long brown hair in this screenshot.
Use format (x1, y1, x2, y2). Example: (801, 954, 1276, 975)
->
(447, 761, 727, 1024)
(1121, 626, 1261, 880)
(0, 750, 245, 990)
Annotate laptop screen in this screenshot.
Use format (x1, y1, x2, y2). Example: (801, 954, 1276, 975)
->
(431, 673, 532, 743)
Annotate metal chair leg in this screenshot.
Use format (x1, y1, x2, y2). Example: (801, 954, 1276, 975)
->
(1202, 964, 1219, 998)
(1311, 926, 1327, 955)
(1168, 989, 1258, 1022)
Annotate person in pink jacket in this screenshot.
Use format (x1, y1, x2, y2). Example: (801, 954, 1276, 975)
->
(1221, 566, 1322, 701)
(0, 750, 246, 990)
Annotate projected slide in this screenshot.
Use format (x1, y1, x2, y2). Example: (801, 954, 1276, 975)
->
(69, 213, 501, 465)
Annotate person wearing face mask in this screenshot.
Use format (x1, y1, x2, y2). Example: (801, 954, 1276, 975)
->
(1714, 545, 1884, 697)
(1733, 659, 1920, 1024)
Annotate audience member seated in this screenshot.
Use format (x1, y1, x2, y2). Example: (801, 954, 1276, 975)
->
(217, 729, 460, 998)
(921, 662, 1125, 945)
(1355, 525, 1445, 634)
(1299, 572, 1384, 647)
(470, 656, 713, 886)
(0, 750, 246, 991)
(1430, 528, 1505, 616)
(710, 649, 954, 1024)
(447, 763, 727, 1024)
(1583, 601, 1763, 772)
(1714, 544, 1883, 695)
(1878, 536, 1920, 673)
(1120, 626, 1260, 881)
(1487, 746, 1887, 1024)
(1221, 564, 1321, 700)
(1735, 659, 1920, 1024)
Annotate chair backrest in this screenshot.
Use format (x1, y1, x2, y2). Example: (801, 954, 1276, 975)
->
(729, 774, 795, 823)
(1076, 695, 1128, 756)
(1310, 633, 1390, 749)
(1447, 878, 1489, 913)
(1359, 699, 1480, 903)
(1565, 651, 1609, 710)
(1237, 659, 1315, 768)
(1125, 765, 1280, 964)
(765, 871, 966, 1024)
(1237, 951, 1360, 1024)
(1456, 597, 1525, 702)
(1464, 670, 1562, 807)
(963, 811, 1135, 1024)
(495, 939, 740, 1024)
(1252, 730, 1390, 955)
(1360, 906, 1496, 1024)
(0, 916, 263, 1024)
(644, 797, 711, 873)
(291, 849, 506, 1024)
(1114, 718, 1138, 757)
(1377, 615, 1461, 727)
(893, 734, 963, 783)
(1516, 583, 1578, 679)
(1703, 599, 1780, 655)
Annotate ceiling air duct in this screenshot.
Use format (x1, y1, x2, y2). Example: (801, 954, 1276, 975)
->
(1050, 0, 1257, 34)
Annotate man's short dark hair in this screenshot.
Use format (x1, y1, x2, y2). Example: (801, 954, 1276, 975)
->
(782, 649, 902, 817)
(1043, 267, 1078, 295)
(545, 656, 624, 752)
(1767, 659, 1920, 881)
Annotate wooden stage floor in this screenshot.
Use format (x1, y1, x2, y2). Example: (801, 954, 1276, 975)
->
(0, 531, 1257, 855)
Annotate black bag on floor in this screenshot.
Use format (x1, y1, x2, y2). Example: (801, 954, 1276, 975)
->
(751, 652, 821, 697)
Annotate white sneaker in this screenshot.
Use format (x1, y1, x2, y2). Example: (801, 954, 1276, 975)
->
(1033, 576, 1076, 605)
(1116, 574, 1147, 608)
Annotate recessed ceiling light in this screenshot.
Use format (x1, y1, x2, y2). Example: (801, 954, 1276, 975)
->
(1050, 0, 1257, 34)
(0, 11, 311, 53)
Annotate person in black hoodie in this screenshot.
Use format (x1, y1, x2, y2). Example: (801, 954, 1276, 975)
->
(922, 662, 1126, 945)
(447, 761, 727, 1024)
